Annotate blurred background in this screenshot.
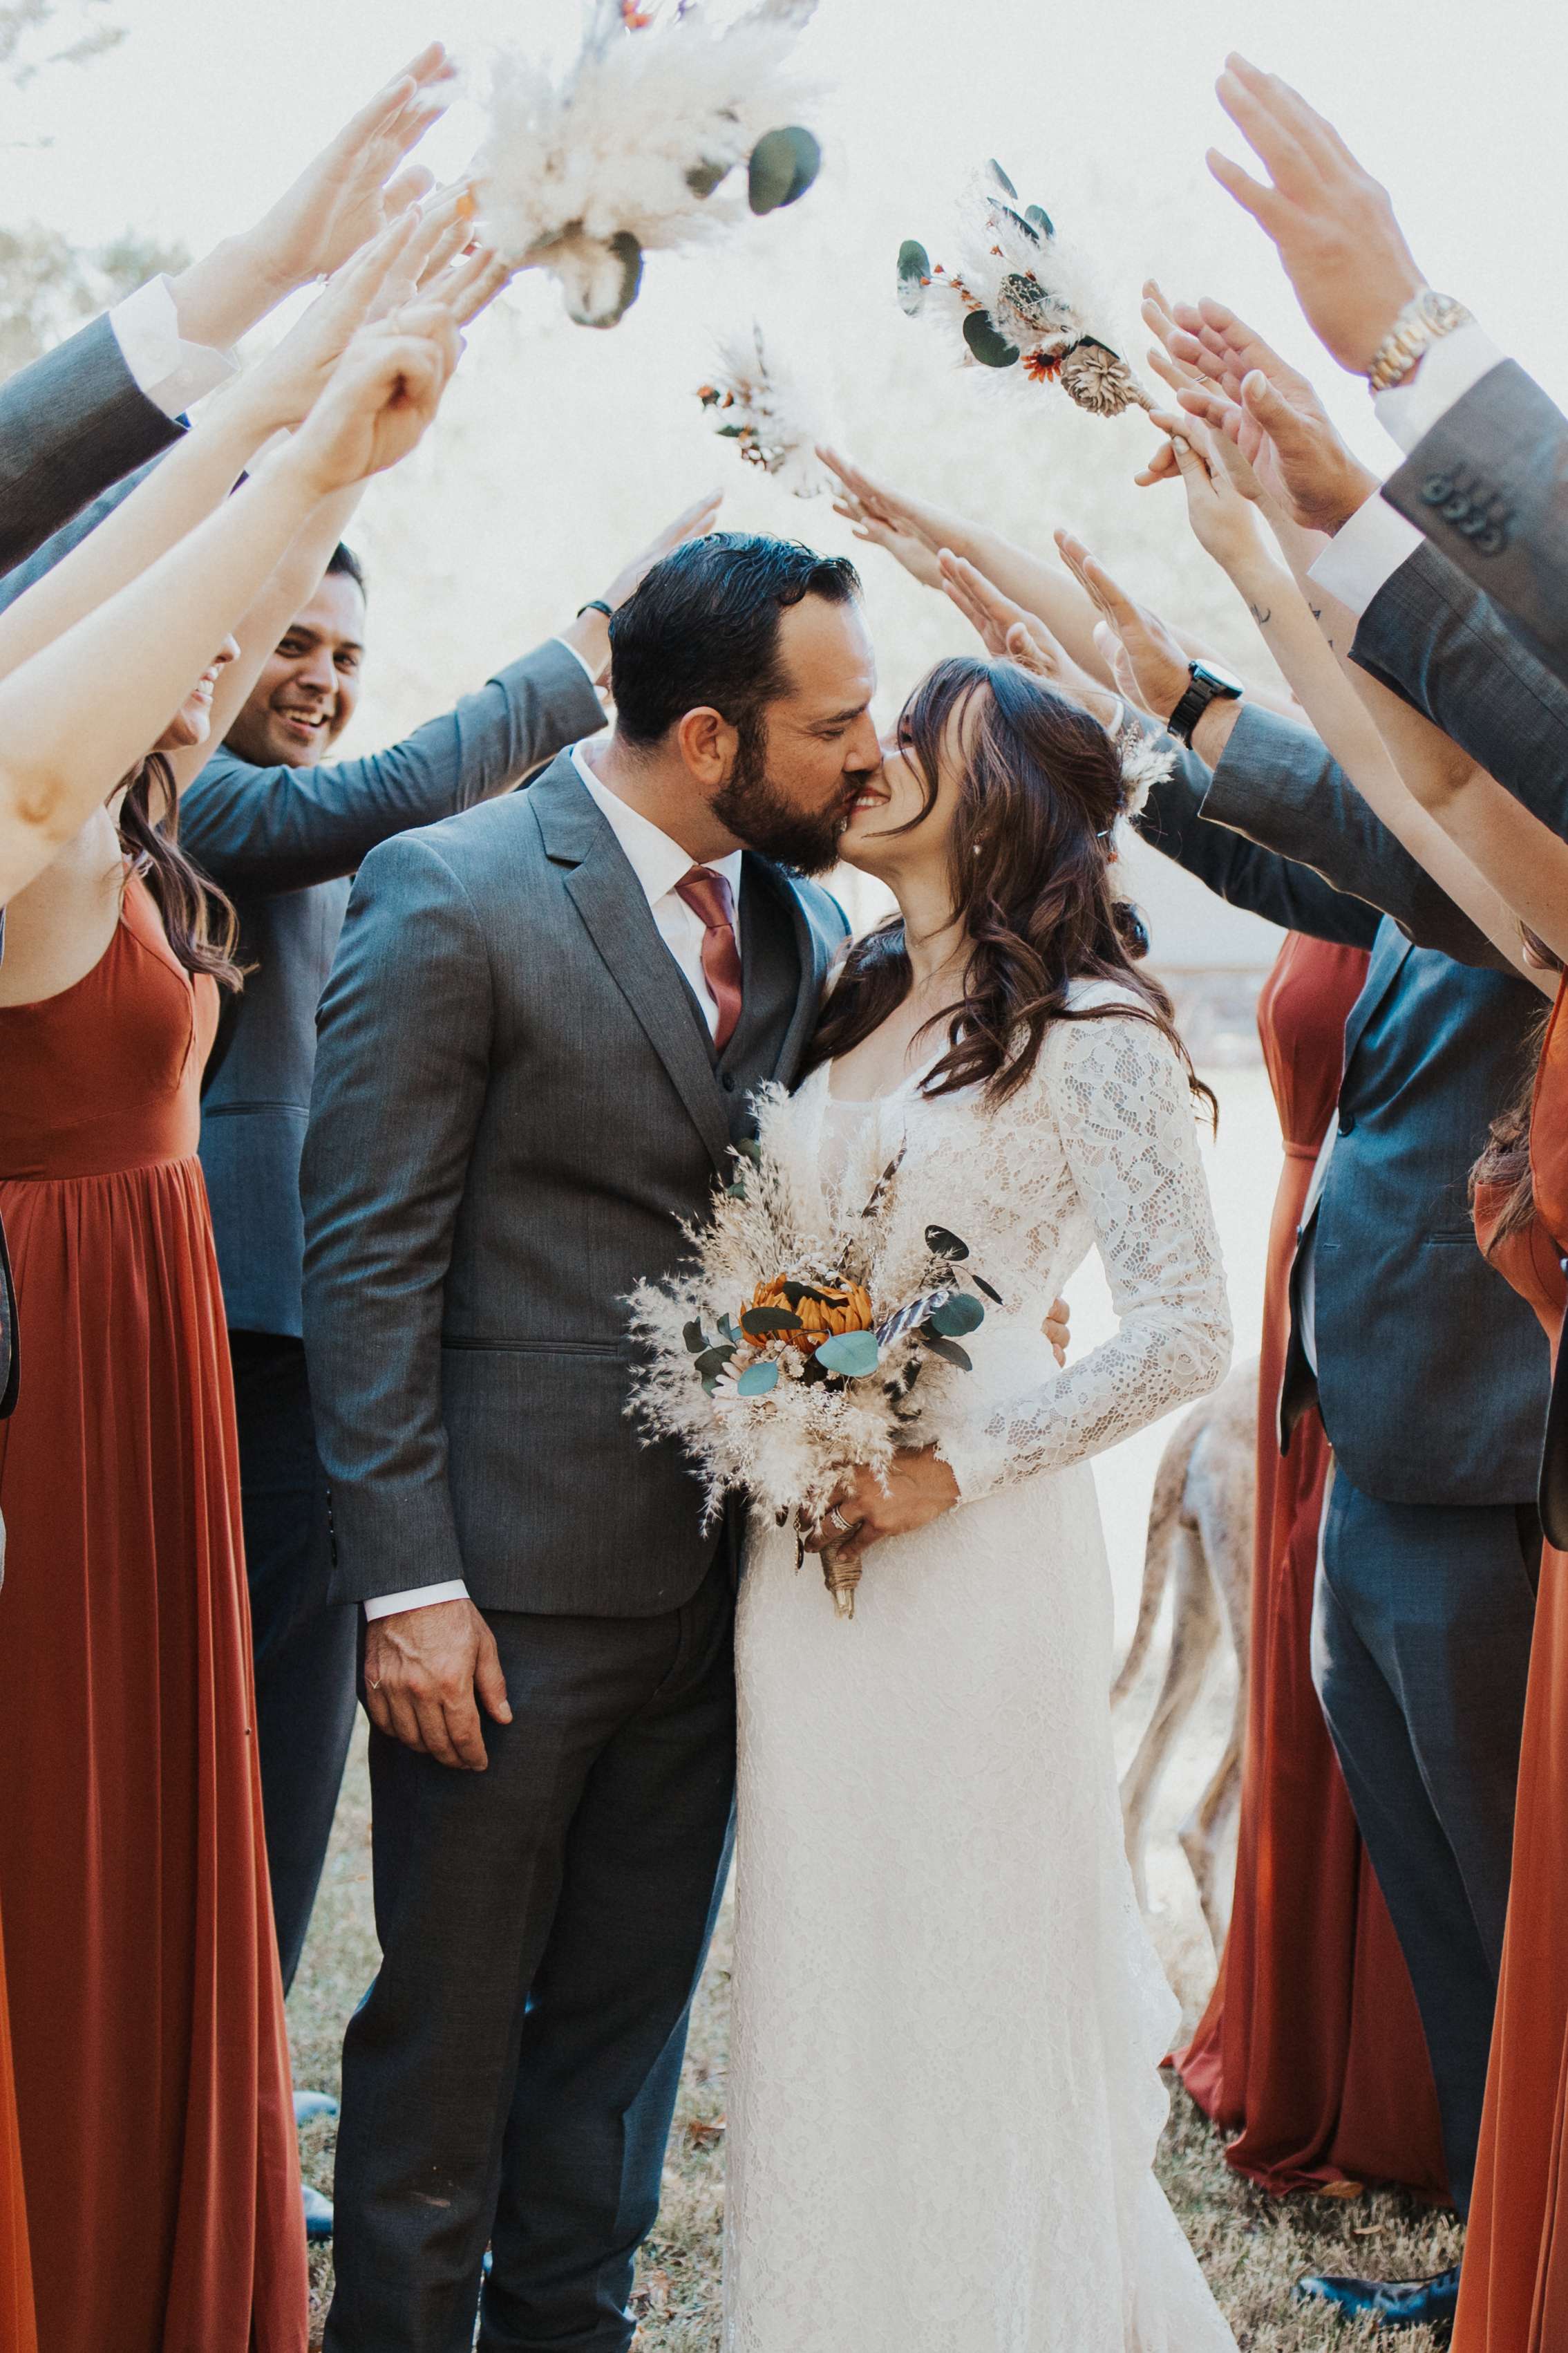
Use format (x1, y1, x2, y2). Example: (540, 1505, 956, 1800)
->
(6, 0, 1560, 1974)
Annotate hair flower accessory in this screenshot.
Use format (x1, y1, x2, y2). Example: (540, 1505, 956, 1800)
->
(899, 163, 1153, 418)
(1116, 718, 1176, 819)
(475, 0, 824, 330)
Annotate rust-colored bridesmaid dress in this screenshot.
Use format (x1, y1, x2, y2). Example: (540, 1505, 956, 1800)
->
(0, 1922, 35, 2353)
(1456, 975, 1568, 2350)
(0, 875, 307, 2352)
(1176, 932, 1448, 2195)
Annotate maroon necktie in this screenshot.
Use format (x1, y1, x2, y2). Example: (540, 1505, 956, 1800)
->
(675, 865, 743, 1053)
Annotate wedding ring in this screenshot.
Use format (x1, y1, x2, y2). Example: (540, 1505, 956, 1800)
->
(367, 1676, 381, 1692)
(828, 1506, 852, 1534)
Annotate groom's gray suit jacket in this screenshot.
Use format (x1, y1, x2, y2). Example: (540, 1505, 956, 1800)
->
(301, 753, 847, 1618)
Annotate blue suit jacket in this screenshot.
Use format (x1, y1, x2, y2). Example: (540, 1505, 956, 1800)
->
(1143, 709, 1550, 1506)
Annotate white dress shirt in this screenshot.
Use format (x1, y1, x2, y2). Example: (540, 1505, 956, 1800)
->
(365, 745, 744, 1622)
(1310, 321, 1508, 619)
(108, 274, 238, 419)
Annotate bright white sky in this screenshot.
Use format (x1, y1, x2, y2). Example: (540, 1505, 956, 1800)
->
(10, 0, 1568, 965)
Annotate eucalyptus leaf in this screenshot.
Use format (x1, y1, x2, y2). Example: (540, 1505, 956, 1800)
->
(686, 158, 731, 198)
(963, 308, 1021, 369)
(736, 1136, 764, 1163)
(973, 1274, 1003, 1305)
(695, 1344, 735, 1380)
(741, 1306, 804, 1338)
(701, 1373, 719, 1395)
(897, 238, 931, 316)
(576, 232, 643, 330)
(682, 1320, 708, 1356)
(736, 1360, 780, 1398)
(716, 424, 746, 438)
(922, 1331, 974, 1373)
(1026, 203, 1055, 237)
(748, 124, 822, 215)
(815, 1328, 881, 1378)
(989, 158, 1019, 197)
(719, 1315, 742, 1344)
(925, 1224, 971, 1262)
(931, 1292, 985, 1338)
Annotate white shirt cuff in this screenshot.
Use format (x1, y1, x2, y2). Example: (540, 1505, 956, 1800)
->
(1308, 490, 1426, 620)
(109, 274, 238, 420)
(550, 633, 602, 687)
(1373, 321, 1505, 456)
(363, 1579, 470, 1621)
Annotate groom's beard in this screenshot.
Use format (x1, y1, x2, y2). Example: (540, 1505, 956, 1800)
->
(711, 714, 849, 876)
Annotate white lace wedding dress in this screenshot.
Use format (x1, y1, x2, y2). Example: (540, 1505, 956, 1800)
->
(725, 987, 1238, 2353)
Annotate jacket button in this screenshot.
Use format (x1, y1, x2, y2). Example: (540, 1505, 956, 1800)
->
(721, 1072, 736, 1093)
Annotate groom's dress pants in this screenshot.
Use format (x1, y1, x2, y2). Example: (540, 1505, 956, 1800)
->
(323, 1550, 736, 2353)
(1311, 1474, 1539, 2214)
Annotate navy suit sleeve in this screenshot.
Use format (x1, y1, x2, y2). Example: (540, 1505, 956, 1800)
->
(1190, 702, 1508, 969)
(1137, 740, 1381, 949)
(1381, 359, 1568, 688)
(180, 640, 607, 894)
(0, 315, 180, 579)
(1351, 539, 1568, 840)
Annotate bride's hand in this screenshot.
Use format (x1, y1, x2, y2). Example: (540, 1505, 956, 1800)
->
(818, 446, 961, 589)
(803, 1447, 962, 1568)
(939, 552, 1123, 733)
(1150, 412, 1274, 583)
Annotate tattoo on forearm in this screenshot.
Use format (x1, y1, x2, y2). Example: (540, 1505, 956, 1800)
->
(1249, 600, 1273, 626)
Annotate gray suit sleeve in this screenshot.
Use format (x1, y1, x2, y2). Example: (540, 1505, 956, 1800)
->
(0, 315, 181, 579)
(1137, 743, 1381, 948)
(180, 639, 606, 893)
(1381, 359, 1568, 686)
(1351, 539, 1568, 836)
(301, 832, 492, 1602)
(1194, 702, 1509, 969)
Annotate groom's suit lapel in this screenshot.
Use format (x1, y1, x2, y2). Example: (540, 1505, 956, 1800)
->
(739, 852, 830, 1086)
(529, 757, 735, 1176)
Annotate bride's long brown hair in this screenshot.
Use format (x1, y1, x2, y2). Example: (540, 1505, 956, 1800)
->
(806, 656, 1214, 1121)
(117, 752, 244, 991)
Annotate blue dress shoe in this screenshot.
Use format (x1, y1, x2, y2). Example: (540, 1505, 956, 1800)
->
(293, 2089, 339, 2128)
(1295, 2263, 1460, 2333)
(302, 2182, 334, 2242)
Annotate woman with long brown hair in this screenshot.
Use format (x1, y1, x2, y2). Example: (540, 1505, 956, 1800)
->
(0, 296, 465, 2351)
(723, 654, 1236, 2352)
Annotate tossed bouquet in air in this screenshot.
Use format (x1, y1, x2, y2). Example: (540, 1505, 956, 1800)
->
(628, 1087, 997, 1618)
(697, 325, 829, 496)
(475, 0, 824, 329)
(898, 161, 1153, 418)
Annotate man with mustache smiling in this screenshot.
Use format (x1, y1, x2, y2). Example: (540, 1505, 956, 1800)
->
(178, 498, 719, 2153)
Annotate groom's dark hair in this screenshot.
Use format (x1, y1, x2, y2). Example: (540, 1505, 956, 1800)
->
(609, 532, 861, 749)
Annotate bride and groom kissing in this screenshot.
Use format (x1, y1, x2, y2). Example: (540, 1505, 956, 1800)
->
(299, 529, 1236, 2351)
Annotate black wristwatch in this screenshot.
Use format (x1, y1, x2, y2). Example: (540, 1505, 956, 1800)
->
(1165, 658, 1245, 747)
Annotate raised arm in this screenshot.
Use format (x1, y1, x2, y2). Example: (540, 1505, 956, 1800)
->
(940, 1012, 1231, 1501)
(0, 311, 460, 908)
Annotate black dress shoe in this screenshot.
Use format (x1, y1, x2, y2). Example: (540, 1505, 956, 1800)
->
(1295, 2263, 1460, 2332)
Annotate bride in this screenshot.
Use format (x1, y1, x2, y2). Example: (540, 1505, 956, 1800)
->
(724, 649, 1237, 2352)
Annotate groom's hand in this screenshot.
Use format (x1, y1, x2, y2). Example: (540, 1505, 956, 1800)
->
(807, 1447, 961, 1567)
(363, 1598, 513, 1771)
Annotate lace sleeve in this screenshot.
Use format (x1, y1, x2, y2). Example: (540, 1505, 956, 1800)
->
(938, 1012, 1231, 1501)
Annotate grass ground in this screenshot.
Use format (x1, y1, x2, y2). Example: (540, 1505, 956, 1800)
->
(287, 1720, 1460, 2353)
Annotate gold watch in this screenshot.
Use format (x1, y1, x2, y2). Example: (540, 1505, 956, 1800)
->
(1366, 290, 1474, 396)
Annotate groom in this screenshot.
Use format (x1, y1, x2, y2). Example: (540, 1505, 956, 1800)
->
(303, 533, 882, 2350)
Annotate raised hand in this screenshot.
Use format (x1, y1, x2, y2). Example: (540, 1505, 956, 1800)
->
(938, 552, 1122, 729)
(1146, 416, 1272, 583)
(1054, 532, 1193, 729)
(817, 447, 960, 588)
(227, 211, 424, 438)
(1208, 54, 1426, 375)
(247, 44, 455, 295)
(601, 491, 726, 611)
(1171, 329, 1379, 534)
(287, 308, 464, 498)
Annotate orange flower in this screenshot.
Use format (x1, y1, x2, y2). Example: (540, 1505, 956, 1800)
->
(748, 1275, 875, 1353)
